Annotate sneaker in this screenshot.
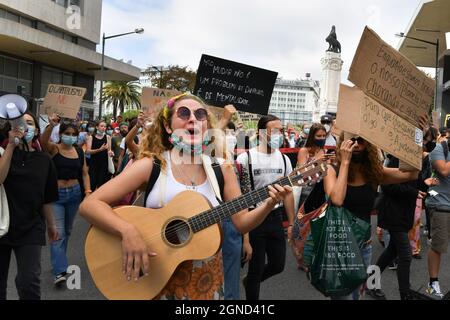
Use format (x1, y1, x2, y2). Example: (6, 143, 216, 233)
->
(426, 281, 444, 299)
(388, 262, 398, 270)
(367, 288, 387, 300)
(54, 272, 67, 285)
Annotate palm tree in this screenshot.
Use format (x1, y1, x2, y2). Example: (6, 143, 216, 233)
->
(101, 81, 141, 119)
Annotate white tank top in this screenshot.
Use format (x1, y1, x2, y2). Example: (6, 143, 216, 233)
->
(145, 152, 220, 209)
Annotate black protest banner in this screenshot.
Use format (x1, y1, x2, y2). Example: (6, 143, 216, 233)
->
(194, 54, 278, 115)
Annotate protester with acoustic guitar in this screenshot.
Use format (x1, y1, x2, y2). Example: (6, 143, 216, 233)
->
(80, 94, 295, 300)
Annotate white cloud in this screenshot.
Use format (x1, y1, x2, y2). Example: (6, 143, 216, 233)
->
(101, 0, 421, 83)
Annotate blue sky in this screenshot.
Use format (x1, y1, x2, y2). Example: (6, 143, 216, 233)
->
(100, 0, 424, 81)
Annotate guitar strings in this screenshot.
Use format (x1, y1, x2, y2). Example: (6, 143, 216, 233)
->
(140, 187, 273, 244)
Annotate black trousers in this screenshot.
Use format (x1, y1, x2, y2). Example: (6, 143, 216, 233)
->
(245, 209, 286, 300)
(375, 230, 412, 296)
(0, 245, 42, 300)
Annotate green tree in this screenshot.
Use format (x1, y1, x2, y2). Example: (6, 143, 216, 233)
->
(101, 81, 141, 119)
(143, 65, 197, 92)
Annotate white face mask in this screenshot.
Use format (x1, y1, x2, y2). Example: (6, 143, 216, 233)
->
(324, 124, 331, 133)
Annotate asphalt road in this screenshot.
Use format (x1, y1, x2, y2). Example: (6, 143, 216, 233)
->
(6, 214, 450, 300)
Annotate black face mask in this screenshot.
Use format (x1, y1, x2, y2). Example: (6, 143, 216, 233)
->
(425, 141, 437, 153)
(352, 151, 367, 164)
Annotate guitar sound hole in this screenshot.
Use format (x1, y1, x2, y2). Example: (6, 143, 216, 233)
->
(164, 220, 191, 246)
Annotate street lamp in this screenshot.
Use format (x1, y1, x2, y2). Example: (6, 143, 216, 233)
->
(395, 32, 440, 115)
(99, 28, 144, 119)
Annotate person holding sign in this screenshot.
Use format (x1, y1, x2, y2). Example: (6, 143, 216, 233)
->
(86, 121, 113, 191)
(80, 94, 291, 300)
(0, 112, 58, 300)
(323, 132, 424, 300)
(41, 114, 91, 285)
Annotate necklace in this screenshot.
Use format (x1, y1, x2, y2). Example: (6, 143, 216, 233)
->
(170, 155, 202, 191)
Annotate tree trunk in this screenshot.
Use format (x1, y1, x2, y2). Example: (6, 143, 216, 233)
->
(113, 101, 118, 120)
(120, 102, 125, 115)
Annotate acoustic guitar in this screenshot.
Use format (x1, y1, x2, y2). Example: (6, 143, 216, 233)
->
(85, 160, 327, 300)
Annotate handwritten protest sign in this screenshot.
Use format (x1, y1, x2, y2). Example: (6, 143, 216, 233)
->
(349, 27, 435, 127)
(141, 88, 181, 118)
(41, 84, 86, 119)
(194, 54, 278, 115)
(337, 85, 422, 170)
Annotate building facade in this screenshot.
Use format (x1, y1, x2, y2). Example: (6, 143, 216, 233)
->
(268, 77, 319, 126)
(0, 0, 140, 120)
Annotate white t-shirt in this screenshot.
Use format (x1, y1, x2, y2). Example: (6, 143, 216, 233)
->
(236, 148, 293, 208)
(325, 134, 337, 148)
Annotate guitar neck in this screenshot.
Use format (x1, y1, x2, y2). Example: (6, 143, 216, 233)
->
(189, 176, 293, 233)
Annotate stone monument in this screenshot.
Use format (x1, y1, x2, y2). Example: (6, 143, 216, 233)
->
(313, 26, 344, 122)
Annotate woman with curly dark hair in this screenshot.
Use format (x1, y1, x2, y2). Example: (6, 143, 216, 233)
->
(323, 133, 420, 300)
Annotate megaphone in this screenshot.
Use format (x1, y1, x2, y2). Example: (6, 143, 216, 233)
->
(0, 94, 28, 145)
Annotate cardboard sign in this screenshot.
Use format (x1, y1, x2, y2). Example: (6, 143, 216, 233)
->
(349, 27, 435, 127)
(41, 84, 86, 119)
(194, 54, 278, 115)
(337, 85, 422, 170)
(141, 88, 181, 118)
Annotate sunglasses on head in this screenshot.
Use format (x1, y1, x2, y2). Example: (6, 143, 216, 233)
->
(176, 106, 208, 121)
(350, 137, 365, 144)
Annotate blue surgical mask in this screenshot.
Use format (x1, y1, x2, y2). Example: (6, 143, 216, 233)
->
(170, 133, 210, 156)
(24, 126, 35, 143)
(106, 130, 113, 136)
(88, 128, 95, 134)
(137, 128, 143, 134)
(61, 135, 78, 146)
(268, 134, 283, 150)
(304, 128, 310, 135)
(314, 139, 326, 148)
(97, 129, 105, 135)
(81, 124, 87, 130)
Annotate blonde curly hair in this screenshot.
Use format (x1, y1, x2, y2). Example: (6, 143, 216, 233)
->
(138, 94, 228, 170)
(336, 133, 384, 190)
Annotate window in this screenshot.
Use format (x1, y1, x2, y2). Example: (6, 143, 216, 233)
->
(19, 62, 32, 81)
(5, 11, 19, 23)
(0, 55, 33, 95)
(55, 0, 67, 6)
(4, 58, 18, 78)
(20, 16, 36, 28)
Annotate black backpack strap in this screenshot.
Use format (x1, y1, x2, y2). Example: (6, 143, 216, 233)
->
(144, 158, 161, 204)
(441, 141, 449, 159)
(247, 150, 255, 190)
(210, 157, 225, 204)
(281, 152, 287, 176)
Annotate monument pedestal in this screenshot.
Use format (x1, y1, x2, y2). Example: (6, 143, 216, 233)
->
(313, 51, 343, 122)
